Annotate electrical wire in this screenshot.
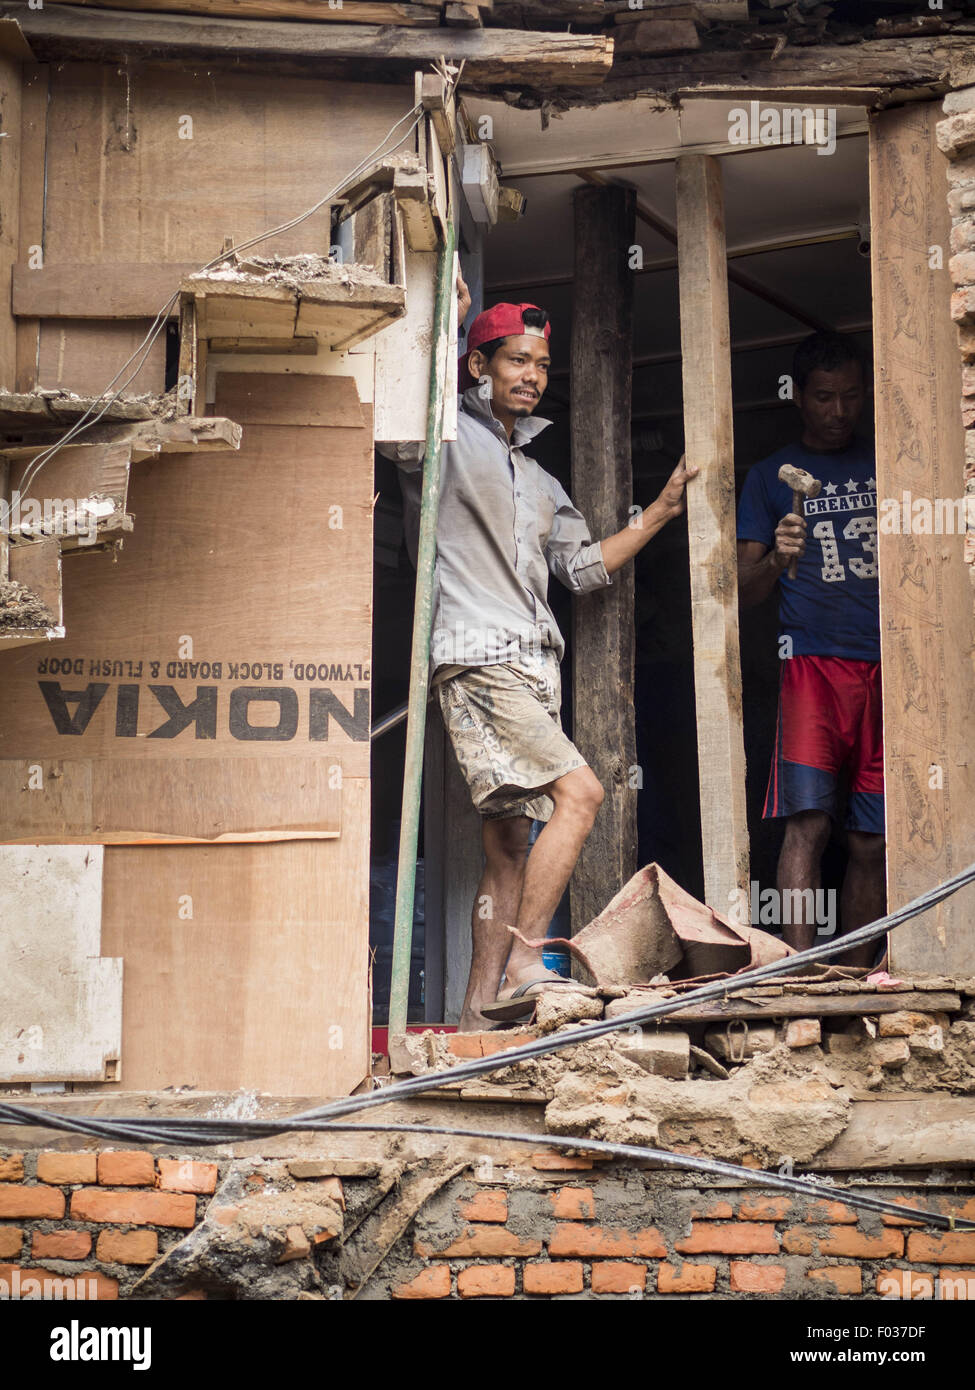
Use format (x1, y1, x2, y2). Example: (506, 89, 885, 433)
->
(16, 97, 429, 500)
(2, 859, 974, 1232)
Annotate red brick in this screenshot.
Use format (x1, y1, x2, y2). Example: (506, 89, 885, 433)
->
(447, 1031, 536, 1059)
(458, 1190, 507, 1223)
(0, 1155, 24, 1182)
(907, 1230, 975, 1264)
(96, 1229, 159, 1265)
(804, 1200, 858, 1225)
(36, 1152, 97, 1186)
(549, 1187, 595, 1221)
(457, 1265, 515, 1298)
(32, 1231, 92, 1261)
(0, 1227, 23, 1258)
(71, 1188, 196, 1228)
(0, 1185, 65, 1220)
(819, 1228, 903, 1259)
(157, 1159, 218, 1195)
(675, 1222, 778, 1256)
(738, 1195, 792, 1222)
(97, 1152, 156, 1187)
(548, 1223, 666, 1258)
(524, 1261, 584, 1295)
(415, 1225, 541, 1258)
(808, 1266, 863, 1295)
(0, 1265, 117, 1300)
(688, 1199, 735, 1220)
(783, 1226, 816, 1255)
(875, 1268, 935, 1299)
(530, 1152, 593, 1171)
(591, 1262, 647, 1294)
(392, 1266, 451, 1300)
(730, 1262, 787, 1293)
(658, 1261, 716, 1293)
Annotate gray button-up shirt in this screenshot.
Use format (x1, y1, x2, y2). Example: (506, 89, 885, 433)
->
(381, 378, 611, 674)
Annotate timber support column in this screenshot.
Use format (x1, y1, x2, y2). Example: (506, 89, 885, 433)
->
(570, 181, 637, 932)
(675, 153, 749, 913)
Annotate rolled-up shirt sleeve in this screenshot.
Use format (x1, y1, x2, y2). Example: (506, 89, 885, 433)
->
(544, 479, 612, 594)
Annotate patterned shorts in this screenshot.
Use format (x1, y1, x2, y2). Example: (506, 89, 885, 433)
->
(435, 650, 588, 821)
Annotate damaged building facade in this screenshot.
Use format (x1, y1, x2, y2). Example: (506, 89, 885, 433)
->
(0, 0, 974, 1304)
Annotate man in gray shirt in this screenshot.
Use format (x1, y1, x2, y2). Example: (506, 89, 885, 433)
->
(386, 283, 695, 1029)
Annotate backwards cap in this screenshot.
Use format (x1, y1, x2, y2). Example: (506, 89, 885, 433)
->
(459, 301, 551, 391)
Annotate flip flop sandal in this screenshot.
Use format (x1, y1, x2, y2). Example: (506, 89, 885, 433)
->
(480, 978, 579, 1023)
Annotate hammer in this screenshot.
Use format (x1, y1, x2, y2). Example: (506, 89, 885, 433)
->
(777, 464, 822, 580)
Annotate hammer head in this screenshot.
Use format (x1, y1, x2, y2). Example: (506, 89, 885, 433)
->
(778, 463, 822, 499)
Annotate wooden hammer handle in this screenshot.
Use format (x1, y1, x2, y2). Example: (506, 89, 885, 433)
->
(788, 488, 802, 580)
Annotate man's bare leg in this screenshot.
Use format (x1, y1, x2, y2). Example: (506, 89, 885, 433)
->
(500, 766, 604, 994)
(458, 815, 532, 1032)
(835, 830, 886, 969)
(778, 810, 832, 952)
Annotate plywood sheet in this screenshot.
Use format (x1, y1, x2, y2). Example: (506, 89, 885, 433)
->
(0, 55, 22, 391)
(37, 319, 168, 396)
(869, 103, 975, 973)
(42, 65, 408, 268)
(0, 375, 374, 841)
(99, 780, 371, 1096)
(0, 845, 122, 1083)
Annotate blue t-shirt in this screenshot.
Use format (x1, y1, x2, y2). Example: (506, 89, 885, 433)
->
(736, 440, 880, 661)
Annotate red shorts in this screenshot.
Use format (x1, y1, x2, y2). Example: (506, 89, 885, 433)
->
(764, 655, 885, 836)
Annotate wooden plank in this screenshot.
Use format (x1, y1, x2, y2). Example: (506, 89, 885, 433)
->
(13, 263, 194, 318)
(98, 782, 371, 1096)
(569, 182, 637, 934)
(816, 1096, 975, 1170)
(0, 54, 21, 391)
(675, 153, 748, 914)
(186, 276, 405, 350)
(14, 64, 46, 393)
(125, 415, 242, 459)
(0, 846, 122, 1083)
(36, 319, 168, 397)
(54, 0, 440, 20)
(661, 989, 960, 1024)
(13, 11, 615, 86)
(869, 103, 975, 976)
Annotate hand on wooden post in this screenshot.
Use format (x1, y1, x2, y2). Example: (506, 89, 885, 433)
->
(457, 271, 472, 326)
(655, 454, 699, 518)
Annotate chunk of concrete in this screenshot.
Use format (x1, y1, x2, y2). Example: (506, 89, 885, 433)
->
(908, 1024, 945, 1057)
(869, 1037, 911, 1070)
(618, 1029, 690, 1079)
(879, 1010, 948, 1038)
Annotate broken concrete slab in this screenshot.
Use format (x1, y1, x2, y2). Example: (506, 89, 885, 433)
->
(619, 1029, 690, 1079)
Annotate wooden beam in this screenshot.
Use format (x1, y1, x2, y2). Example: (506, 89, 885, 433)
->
(675, 153, 748, 914)
(51, 0, 441, 21)
(569, 181, 637, 933)
(6, 7, 615, 86)
(660, 989, 960, 1025)
(575, 171, 831, 335)
(13, 263, 195, 319)
(869, 102, 975, 976)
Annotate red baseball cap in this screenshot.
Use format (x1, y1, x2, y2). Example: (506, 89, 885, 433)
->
(459, 301, 551, 390)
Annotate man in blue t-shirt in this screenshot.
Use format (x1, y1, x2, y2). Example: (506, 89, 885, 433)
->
(737, 333, 884, 967)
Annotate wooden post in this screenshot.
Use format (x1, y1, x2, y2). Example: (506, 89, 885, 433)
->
(570, 181, 637, 933)
(870, 102, 975, 974)
(675, 153, 749, 913)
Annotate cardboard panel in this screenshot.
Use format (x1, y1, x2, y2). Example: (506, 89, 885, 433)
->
(99, 782, 371, 1097)
(0, 376, 374, 841)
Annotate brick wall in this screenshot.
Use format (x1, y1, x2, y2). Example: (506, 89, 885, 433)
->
(0, 1149, 216, 1299)
(3, 1145, 974, 1299)
(376, 1158, 975, 1301)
